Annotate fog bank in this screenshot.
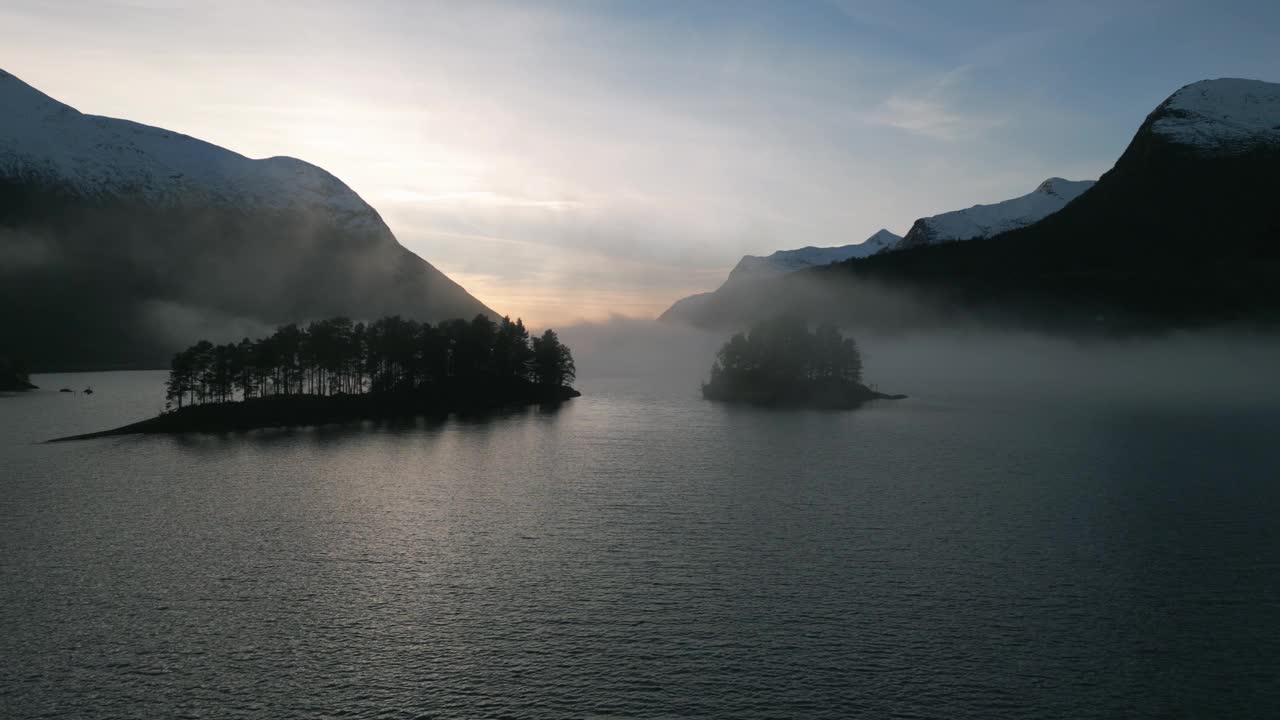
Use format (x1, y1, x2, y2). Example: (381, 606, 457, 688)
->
(561, 318, 1280, 411)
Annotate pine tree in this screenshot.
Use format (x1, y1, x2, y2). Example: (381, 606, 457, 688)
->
(532, 329, 576, 387)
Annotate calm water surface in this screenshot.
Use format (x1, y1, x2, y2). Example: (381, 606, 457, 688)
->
(3, 346, 1280, 718)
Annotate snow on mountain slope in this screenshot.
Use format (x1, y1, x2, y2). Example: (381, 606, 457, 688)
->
(0, 68, 378, 229)
(659, 229, 901, 321)
(889, 80, 1278, 252)
(728, 229, 902, 281)
(1, 69, 497, 368)
(1151, 78, 1280, 154)
(894, 178, 1094, 250)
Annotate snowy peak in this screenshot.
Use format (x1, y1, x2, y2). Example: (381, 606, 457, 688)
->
(849, 228, 901, 253)
(0, 68, 380, 229)
(0, 68, 62, 113)
(1150, 78, 1280, 154)
(869, 228, 901, 242)
(1034, 177, 1093, 199)
(895, 177, 1094, 250)
(659, 229, 903, 321)
(727, 229, 903, 282)
(1, 69, 497, 367)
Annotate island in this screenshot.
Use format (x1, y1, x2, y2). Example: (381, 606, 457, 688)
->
(49, 314, 579, 441)
(1, 354, 37, 391)
(701, 316, 904, 409)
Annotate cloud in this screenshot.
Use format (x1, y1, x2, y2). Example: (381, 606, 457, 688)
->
(379, 190, 584, 212)
(860, 64, 1006, 141)
(862, 95, 977, 141)
(9, 0, 1235, 328)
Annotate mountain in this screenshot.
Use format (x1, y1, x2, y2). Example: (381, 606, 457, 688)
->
(894, 178, 1094, 250)
(0, 69, 494, 370)
(660, 175, 1095, 327)
(1149, 77, 1280, 152)
(663, 78, 1280, 332)
(659, 229, 901, 323)
(730, 229, 903, 279)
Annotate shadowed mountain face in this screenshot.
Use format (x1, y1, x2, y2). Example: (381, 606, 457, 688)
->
(0, 69, 494, 370)
(663, 78, 1280, 333)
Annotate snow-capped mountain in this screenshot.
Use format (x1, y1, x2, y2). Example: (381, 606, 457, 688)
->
(727, 229, 902, 282)
(1150, 78, 1280, 155)
(0, 69, 494, 369)
(894, 178, 1094, 251)
(657, 77, 1280, 332)
(658, 229, 902, 323)
(890, 78, 1280, 254)
(0, 69, 377, 227)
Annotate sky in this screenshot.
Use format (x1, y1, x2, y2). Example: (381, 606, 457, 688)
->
(3, 0, 1279, 325)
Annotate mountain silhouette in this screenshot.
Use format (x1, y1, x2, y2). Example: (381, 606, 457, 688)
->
(661, 78, 1280, 332)
(0, 69, 494, 370)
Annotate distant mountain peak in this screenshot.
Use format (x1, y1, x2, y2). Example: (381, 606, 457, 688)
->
(659, 229, 902, 322)
(1035, 177, 1077, 197)
(894, 177, 1094, 251)
(657, 76, 1280, 332)
(728, 229, 904, 281)
(1149, 78, 1280, 154)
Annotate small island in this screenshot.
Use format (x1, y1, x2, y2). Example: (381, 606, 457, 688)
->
(0, 354, 37, 391)
(50, 314, 578, 441)
(702, 316, 904, 409)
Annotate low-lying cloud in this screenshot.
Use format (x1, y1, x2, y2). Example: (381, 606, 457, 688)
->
(559, 315, 1280, 412)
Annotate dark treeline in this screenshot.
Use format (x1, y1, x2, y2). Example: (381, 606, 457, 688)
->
(702, 316, 890, 408)
(707, 315, 862, 387)
(165, 314, 574, 410)
(0, 352, 37, 391)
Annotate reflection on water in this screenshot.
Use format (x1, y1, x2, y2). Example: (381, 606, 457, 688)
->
(157, 402, 569, 454)
(3, 364, 1280, 719)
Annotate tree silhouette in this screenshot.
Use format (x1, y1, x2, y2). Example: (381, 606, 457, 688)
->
(164, 314, 575, 410)
(702, 316, 867, 405)
(493, 316, 533, 379)
(531, 329, 575, 387)
(0, 353, 37, 391)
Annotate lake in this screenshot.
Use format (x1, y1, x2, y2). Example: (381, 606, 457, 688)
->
(3, 331, 1280, 718)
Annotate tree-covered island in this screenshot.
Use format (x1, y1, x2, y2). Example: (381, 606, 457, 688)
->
(0, 354, 37, 391)
(702, 316, 904, 409)
(50, 314, 578, 441)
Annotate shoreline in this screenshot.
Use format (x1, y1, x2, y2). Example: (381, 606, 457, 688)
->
(703, 380, 906, 410)
(47, 383, 581, 442)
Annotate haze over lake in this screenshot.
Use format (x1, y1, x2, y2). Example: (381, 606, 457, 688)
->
(4, 1, 1280, 716)
(5, 330, 1279, 718)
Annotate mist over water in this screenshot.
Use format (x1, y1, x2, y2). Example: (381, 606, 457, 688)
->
(5, 3, 1280, 716)
(3, 326, 1280, 718)
(564, 316, 1280, 411)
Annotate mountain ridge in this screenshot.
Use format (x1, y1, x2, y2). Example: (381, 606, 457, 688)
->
(659, 77, 1280, 332)
(894, 177, 1094, 251)
(0, 69, 379, 224)
(0, 69, 495, 370)
(659, 229, 902, 323)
